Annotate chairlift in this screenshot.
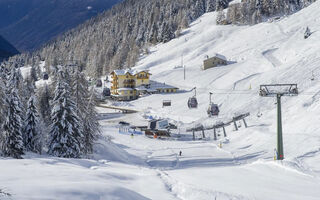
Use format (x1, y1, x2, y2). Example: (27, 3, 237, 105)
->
(290, 87, 298, 95)
(207, 92, 220, 117)
(188, 87, 198, 108)
(259, 88, 267, 97)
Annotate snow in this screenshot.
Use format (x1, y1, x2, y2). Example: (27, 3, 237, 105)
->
(117, 88, 134, 91)
(211, 52, 227, 61)
(20, 65, 32, 79)
(2, 2, 320, 199)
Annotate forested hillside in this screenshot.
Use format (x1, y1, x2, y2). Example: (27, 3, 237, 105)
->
(15, 0, 231, 77)
(0, 0, 121, 51)
(11, 0, 316, 78)
(222, 0, 316, 25)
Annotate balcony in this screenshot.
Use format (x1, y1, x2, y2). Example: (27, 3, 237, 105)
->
(123, 79, 135, 84)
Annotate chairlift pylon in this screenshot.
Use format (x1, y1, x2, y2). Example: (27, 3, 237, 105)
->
(188, 87, 198, 108)
(207, 92, 219, 117)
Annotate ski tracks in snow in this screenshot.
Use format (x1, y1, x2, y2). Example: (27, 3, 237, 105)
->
(156, 169, 252, 200)
(262, 48, 282, 67)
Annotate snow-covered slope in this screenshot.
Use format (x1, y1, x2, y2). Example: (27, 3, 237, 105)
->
(1, 2, 320, 200)
(133, 2, 320, 124)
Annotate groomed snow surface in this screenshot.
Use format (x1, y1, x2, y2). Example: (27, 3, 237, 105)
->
(2, 2, 320, 199)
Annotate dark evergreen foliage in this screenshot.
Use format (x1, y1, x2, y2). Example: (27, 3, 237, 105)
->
(225, 0, 316, 25)
(2, 89, 24, 159)
(24, 95, 42, 153)
(47, 69, 83, 158)
(9, 0, 230, 78)
(72, 67, 100, 155)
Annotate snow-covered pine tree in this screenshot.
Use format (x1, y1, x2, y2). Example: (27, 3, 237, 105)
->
(2, 89, 24, 159)
(37, 83, 52, 126)
(7, 67, 27, 114)
(206, 0, 216, 12)
(47, 69, 83, 158)
(72, 67, 100, 155)
(82, 88, 100, 155)
(24, 95, 42, 154)
(30, 65, 38, 82)
(216, 0, 229, 11)
(0, 78, 6, 155)
(192, 0, 206, 20)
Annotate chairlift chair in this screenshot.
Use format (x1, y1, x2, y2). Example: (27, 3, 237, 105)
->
(290, 87, 298, 95)
(188, 87, 198, 108)
(207, 103, 220, 117)
(259, 89, 267, 97)
(207, 92, 219, 117)
(188, 97, 198, 108)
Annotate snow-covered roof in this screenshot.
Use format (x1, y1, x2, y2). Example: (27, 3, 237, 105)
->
(117, 88, 134, 91)
(207, 53, 227, 61)
(113, 69, 134, 75)
(112, 69, 151, 76)
(229, 0, 242, 5)
(135, 86, 148, 91)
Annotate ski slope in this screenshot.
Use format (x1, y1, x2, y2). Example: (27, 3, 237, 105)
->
(2, 2, 320, 200)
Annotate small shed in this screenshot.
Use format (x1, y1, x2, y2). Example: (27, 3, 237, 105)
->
(202, 53, 227, 70)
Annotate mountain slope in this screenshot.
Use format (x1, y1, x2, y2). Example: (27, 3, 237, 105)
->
(0, 35, 19, 62)
(1, 2, 320, 199)
(129, 0, 320, 168)
(0, 0, 121, 51)
(11, 0, 233, 77)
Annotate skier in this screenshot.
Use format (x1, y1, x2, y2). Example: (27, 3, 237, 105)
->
(131, 133, 134, 139)
(179, 151, 182, 156)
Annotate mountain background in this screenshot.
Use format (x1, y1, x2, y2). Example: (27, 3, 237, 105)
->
(0, 0, 121, 52)
(5, 0, 317, 78)
(0, 35, 19, 62)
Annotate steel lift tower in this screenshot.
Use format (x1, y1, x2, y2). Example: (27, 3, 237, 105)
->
(259, 84, 298, 160)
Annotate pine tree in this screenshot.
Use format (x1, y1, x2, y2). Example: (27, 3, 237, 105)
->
(24, 95, 42, 153)
(72, 68, 100, 155)
(30, 66, 38, 82)
(216, 0, 229, 11)
(206, 0, 216, 12)
(0, 78, 6, 155)
(83, 89, 100, 155)
(192, 0, 206, 20)
(47, 69, 83, 158)
(37, 83, 52, 126)
(2, 89, 24, 159)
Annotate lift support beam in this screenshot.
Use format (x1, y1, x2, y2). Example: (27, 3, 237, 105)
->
(259, 84, 298, 160)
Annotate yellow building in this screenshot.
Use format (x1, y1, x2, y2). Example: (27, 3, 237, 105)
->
(116, 88, 137, 101)
(110, 69, 151, 100)
(135, 71, 151, 87)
